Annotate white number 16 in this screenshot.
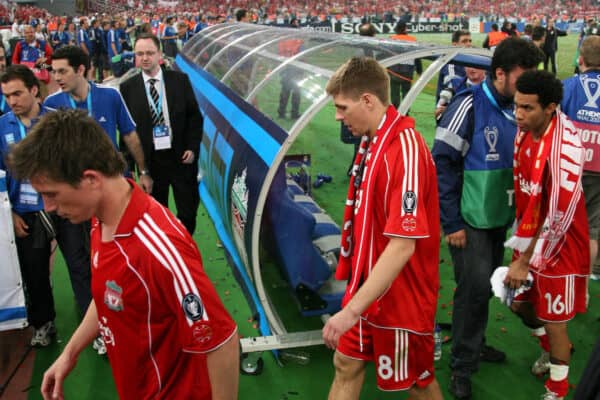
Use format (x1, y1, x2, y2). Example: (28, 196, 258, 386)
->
(544, 293, 565, 315)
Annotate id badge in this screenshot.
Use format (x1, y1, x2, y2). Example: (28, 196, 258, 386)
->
(19, 181, 39, 206)
(153, 125, 171, 150)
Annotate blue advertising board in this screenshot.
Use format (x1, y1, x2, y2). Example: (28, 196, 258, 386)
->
(176, 54, 291, 336)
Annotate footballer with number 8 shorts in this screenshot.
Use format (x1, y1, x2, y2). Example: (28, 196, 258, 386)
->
(322, 57, 442, 400)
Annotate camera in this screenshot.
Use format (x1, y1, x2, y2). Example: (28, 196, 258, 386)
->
(437, 87, 454, 108)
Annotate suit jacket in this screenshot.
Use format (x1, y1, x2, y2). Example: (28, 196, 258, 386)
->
(119, 69, 203, 174)
(543, 27, 567, 54)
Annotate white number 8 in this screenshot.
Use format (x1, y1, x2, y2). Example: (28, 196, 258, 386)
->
(377, 355, 394, 380)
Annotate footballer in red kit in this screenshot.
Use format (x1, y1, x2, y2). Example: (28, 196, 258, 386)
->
(336, 107, 440, 391)
(363, 118, 440, 332)
(322, 57, 442, 399)
(6, 110, 239, 400)
(506, 70, 589, 400)
(91, 181, 237, 399)
(511, 122, 589, 321)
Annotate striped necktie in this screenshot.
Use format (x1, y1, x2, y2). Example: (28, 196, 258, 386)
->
(148, 78, 164, 126)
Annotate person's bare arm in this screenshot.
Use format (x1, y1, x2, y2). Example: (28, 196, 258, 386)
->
(12, 212, 29, 238)
(121, 131, 153, 193)
(445, 229, 466, 248)
(206, 332, 240, 400)
(323, 237, 416, 348)
(41, 301, 99, 400)
(505, 230, 542, 289)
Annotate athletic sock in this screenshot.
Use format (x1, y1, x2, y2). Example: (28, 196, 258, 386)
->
(532, 327, 550, 352)
(545, 363, 569, 397)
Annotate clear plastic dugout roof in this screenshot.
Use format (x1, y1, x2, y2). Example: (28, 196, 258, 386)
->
(183, 22, 491, 136)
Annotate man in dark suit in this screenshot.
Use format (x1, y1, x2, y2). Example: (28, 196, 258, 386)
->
(543, 18, 567, 75)
(120, 33, 203, 234)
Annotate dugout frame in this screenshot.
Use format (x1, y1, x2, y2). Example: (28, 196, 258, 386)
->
(177, 23, 493, 369)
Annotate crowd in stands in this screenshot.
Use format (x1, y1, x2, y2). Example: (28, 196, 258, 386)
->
(0, 0, 597, 37)
(89, 0, 599, 24)
(0, 0, 596, 90)
(0, 0, 596, 89)
(0, 0, 599, 397)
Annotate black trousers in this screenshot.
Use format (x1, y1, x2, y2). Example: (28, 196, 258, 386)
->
(151, 150, 200, 235)
(390, 75, 412, 109)
(16, 212, 55, 328)
(53, 215, 92, 316)
(91, 51, 104, 81)
(449, 225, 507, 377)
(544, 51, 557, 75)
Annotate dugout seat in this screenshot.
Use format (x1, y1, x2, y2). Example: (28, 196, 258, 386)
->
(264, 165, 345, 317)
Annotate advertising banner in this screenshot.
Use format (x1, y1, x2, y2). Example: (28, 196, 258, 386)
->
(556, 21, 585, 33)
(332, 21, 470, 34)
(572, 120, 600, 172)
(176, 54, 290, 335)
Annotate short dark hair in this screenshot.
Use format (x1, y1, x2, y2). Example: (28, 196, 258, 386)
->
(52, 45, 90, 77)
(516, 70, 563, 108)
(0, 64, 40, 92)
(451, 30, 470, 43)
(135, 32, 160, 50)
(490, 37, 544, 80)
(8, 109, 126, 186)
(532, 26, 546, 41)
(359, 23, 376, 37)
(394, 21, 407, 34)
(235, 8, 247, 22)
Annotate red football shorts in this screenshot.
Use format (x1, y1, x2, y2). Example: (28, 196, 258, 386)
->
(514, 272, 587, 322)
(336, 318, 435, 391)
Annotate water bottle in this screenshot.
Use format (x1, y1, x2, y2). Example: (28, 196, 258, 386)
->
(434, 324, 442, 361)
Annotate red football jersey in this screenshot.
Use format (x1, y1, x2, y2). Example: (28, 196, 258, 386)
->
(355, 114, 441, 333)
(91, 181, 237, 399)
(515, 132, 590, 276)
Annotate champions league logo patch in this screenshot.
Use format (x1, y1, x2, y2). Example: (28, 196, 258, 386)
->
(402, 191, 417, 214)
(182, 293, 204, 321)
(484, 126, 500, 161)
(104, 281, 124, 312)
(580, 74, 600, 109)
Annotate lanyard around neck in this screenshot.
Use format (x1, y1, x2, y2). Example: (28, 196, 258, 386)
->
(68, 82, 92, 117)
(16, 117, 28, 140)
(482, 80, 516, 125)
